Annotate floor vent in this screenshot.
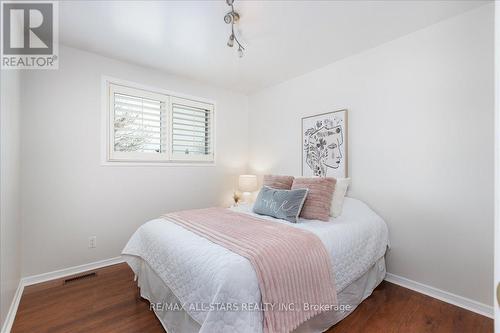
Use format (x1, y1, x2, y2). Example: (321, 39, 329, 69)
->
(64, 272, 97, 284)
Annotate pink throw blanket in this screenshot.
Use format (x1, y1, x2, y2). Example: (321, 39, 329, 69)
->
(163, 207, 337, 333)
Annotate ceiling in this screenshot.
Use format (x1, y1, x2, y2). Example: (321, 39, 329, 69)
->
(60, 0, 488, 94)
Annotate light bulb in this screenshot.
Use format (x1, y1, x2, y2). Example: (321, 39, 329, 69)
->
(238, 46, 244, 58)
(227, 34, 234, 47)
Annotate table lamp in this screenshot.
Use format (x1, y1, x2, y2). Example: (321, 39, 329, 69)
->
(238, 175, 258, 203)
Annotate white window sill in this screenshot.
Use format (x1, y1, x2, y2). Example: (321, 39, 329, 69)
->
(100, 160, 216, 167)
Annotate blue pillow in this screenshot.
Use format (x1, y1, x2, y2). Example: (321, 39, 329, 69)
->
(253, 186, 309, 223)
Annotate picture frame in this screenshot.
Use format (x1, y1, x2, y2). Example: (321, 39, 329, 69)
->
(301, 109, 348, 178)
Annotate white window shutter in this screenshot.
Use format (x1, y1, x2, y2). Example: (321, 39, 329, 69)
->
(106, 82, 214, 163)
(171, 97, 214, 161)
(113, 93, 166, 153)
(108, 84, 169, 161)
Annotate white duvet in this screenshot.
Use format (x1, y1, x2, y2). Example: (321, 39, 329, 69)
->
(122, 197, 389, 333)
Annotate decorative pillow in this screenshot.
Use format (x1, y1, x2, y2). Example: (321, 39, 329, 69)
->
(291, 177, 336, 221)
(330, 178, 351, 217)
(253, 186, 308, 223)
(263, 175, 294, 190)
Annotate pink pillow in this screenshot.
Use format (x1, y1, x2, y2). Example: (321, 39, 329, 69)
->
(263, 175, 294, 190)
(291, 177, 336, 221)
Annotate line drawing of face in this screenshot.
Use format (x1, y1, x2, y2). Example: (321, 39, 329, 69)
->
(322, 126, 343, 169)
(304, 118, 344, 177)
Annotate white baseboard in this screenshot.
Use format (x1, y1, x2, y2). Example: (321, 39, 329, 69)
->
(22, 256, 124, 286)
(1, 281, 24, 333)
(385, 273, 493, 319)
(1, 256, 125, 333)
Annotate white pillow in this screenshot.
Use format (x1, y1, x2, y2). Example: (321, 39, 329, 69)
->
(330, 178, 351, 217)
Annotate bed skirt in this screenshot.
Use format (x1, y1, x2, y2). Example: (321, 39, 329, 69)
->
(124, 255, 386, 333)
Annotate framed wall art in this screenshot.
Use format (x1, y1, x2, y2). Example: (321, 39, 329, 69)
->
(302, 109, 348, 178)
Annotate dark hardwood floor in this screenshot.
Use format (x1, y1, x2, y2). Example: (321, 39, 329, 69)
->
(11, 263, 493, 333)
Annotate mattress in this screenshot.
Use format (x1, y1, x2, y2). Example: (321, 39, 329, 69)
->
(122, 197, 389, 333)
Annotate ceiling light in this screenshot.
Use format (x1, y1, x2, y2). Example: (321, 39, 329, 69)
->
(224, 0, 245, 58)
(224, 13, 233, 24)
(227, 34, 234, 47)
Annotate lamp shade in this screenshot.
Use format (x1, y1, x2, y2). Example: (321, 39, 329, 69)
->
(238, 175, 258, 193)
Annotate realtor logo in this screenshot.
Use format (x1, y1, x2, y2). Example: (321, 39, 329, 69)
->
(1, 1, 58, 69)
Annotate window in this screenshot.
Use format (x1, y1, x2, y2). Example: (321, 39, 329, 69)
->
(106, 81, 214, 163)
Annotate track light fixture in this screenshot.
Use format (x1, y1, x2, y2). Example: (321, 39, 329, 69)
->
(227, 34, 234, 47)
(224, 0, 244, 57)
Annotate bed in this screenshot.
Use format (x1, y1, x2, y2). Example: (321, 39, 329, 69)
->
(122, 197, 389, 333)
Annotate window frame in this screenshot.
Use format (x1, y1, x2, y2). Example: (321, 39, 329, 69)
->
(102, 77, 216, 166)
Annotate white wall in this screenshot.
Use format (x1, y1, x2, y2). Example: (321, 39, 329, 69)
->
(248, 4, 494, 306)
(494, 1, 499, 328)
(0, 70, 22, 326)
(21, 46, 249, 276)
